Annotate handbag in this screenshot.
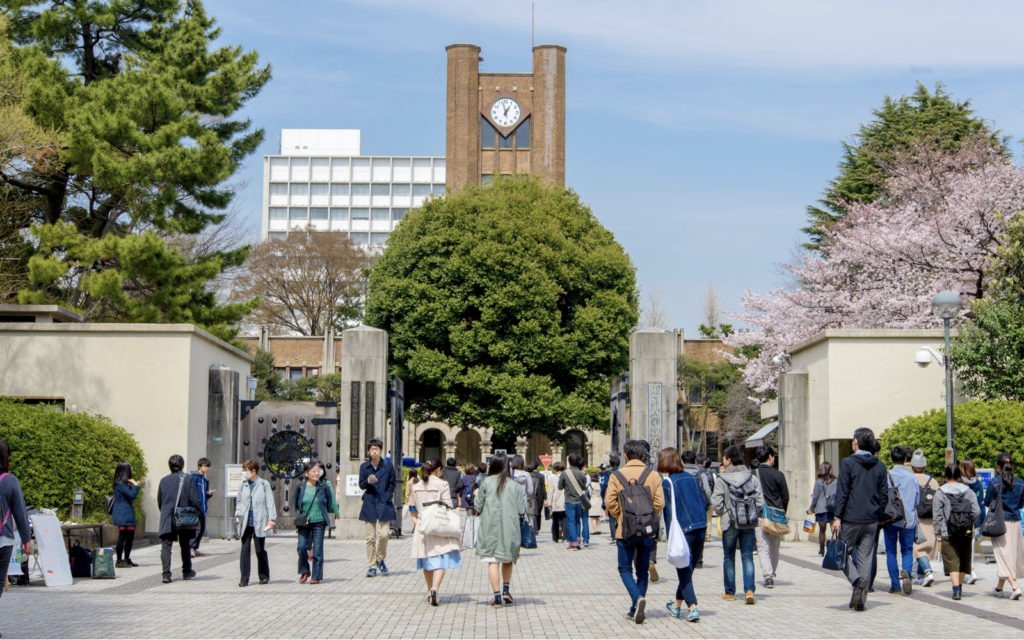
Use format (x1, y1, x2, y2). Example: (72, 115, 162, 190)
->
(543, 505, 551, 520)
(172, 473, 200, 530)
(419, 500, 462, 537)
(520, 516, 537, 549)
(759, 504, 791, 537)
(293, 484, 319, 528)
(103, 494, 115, 515)
(564, 469, 591, 512)
(665, 483, 691, 569)
(822, 532, 848, 571)
(981, 485, 1006, 537)
(802, 519, 816, 534)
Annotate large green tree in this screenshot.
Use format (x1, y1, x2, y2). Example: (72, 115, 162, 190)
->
(365, 177, 638, 441)
(803, 83, 1006, 250)
(0, 0, 269, 339)
(952, 214, 1024, 401)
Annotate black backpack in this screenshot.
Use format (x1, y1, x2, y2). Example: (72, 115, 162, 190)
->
(881, 475, 905, 526)
(727, 474, 760, 529)
(612, 469, 658, 539)
(945, 490, 976, 537)
(917, 476, 937, 519)
(68, 542, 93, 578)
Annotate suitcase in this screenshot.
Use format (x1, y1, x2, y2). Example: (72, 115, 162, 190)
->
(91, 546, 116, 579)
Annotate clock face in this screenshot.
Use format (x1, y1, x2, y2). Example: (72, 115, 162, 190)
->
(490, 97, 521, 128)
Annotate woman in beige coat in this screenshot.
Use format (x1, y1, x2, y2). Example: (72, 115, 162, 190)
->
(411, 457, 462, 606)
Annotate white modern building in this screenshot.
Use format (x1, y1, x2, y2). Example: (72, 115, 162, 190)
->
(261, 129, 445, 247)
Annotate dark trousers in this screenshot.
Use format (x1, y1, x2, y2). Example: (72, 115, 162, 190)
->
(240, 525, 269, 583)
(161, 530, 193, 578)
(0, 545, 12, 600)
(191, 511, 207, 551)
(675, 529, 706, 605)
(116, 529, 135, 562)
(532, 511, 542, 534)
(841, 521, 878, 587)
(297, 523, 325, 580)
(551, 511, 566, 541)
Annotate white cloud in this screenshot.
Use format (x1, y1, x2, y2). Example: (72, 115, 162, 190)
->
(361, 0, 1024, 69)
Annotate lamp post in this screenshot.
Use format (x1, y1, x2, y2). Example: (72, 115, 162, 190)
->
(931, 290, 961, 462)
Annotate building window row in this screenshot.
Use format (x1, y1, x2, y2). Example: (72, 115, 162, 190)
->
(268, 231, 391, 247)
(268, 156, 445, 183)
(270, 207, 407, 223)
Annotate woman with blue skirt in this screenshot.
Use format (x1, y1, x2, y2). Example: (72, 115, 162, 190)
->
(411, 457, 462, 605)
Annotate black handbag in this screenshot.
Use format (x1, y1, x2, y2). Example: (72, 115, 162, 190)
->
(981, 485, 1006, 537)
(880, 476, 905, 526)
(172, 474, 200, 530)
(293, 484, 318, 528)
(822, 532, 847, 571)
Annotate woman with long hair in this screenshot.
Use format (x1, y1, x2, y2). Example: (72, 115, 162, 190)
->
(475, 453, 526, 607)
(658, 448, 706, 623)
(959, 458, 985, 585)
(807, 461, 837, 556)
(410, 457, 462, 605)
(111, 461, 141, 567)
(986, 453, 1024, 599)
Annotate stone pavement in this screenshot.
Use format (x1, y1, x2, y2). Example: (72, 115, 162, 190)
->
(3, 528, 1023, 639)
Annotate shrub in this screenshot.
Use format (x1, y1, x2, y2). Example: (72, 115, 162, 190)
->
(0, 400, 147, 521)
(879, 400, 1024, 476)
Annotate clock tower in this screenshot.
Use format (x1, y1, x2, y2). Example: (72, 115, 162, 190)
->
(445, 44, 566, 191)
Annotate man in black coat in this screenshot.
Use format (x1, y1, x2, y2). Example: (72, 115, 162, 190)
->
(832, 427, 889, 612)
(753, 445, 789, 588)
(529, 461, 548, 533)
(157, 454, 201, 583)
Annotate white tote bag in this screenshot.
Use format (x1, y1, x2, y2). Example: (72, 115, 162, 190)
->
(666, 482, 691, 569)
(461, 514, 479, 549)
(419, 499, 462, 538)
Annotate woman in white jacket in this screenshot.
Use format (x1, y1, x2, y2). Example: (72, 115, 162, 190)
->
(234, 459, 277, 587)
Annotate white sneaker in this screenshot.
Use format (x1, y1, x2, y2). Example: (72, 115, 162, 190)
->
(966, 571, 978, 585)
(922, 572, 935, 587)
(1012, 588, 1022, 601)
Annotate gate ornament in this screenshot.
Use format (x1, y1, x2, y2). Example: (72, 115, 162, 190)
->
(263, 430, 313, 479)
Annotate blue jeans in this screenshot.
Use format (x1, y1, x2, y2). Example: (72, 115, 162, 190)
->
(582, 506, 590, 544)
(565, 502, 584, 545)
(616, 537, 655, 609)
(721, 527, 756, 595)
(297, 523, 326, 581)
(884, 524, 915, 589)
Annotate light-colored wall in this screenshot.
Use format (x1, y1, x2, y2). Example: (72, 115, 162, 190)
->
(0, 323, 251, 533)
(779, 329, 948, 537)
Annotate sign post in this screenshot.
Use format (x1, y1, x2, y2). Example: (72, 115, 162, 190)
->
(539, 454, 553, 469)
(223, 464, 245, 539)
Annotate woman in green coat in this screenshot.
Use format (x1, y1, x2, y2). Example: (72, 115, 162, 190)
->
(475, 453, 526, 607)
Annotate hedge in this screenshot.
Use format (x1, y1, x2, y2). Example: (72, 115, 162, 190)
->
(0, 400, 148, 521)
(879, 400, 1024, 476)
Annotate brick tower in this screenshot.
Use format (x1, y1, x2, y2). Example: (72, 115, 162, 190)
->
(445, 44, 566, 191)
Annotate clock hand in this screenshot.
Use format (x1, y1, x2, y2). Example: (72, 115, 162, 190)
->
(503, 103, 510, 116)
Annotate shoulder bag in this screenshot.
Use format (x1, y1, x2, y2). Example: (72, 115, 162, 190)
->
(981, 484, 1006, 538)
(757, 469, 791, 536)
(294, 483, 318, 528)
(172, 473, 200, 530)
(419, 483, 462, 538)
(520, 515, 537, 549)
(665, 481, 691, 569)
(564, 469, 591, 511)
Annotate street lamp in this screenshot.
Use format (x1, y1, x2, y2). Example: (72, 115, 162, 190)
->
(931, 290, 961, 462)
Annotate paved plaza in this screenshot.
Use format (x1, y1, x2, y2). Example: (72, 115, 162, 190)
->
(3, 529, 1024, 639)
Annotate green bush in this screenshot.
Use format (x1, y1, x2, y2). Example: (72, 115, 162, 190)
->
(879, 400, 1024, 476)
(0, 400, 148, 521)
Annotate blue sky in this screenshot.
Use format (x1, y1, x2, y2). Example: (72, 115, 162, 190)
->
(203, 0, 1024, 335)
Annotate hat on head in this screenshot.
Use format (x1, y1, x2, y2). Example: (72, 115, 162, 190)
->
(911, 450, 927, 468)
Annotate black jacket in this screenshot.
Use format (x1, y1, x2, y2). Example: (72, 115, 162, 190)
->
(834, 452, 888, 524)
(755, 465, 790, 511)
(156, 472, 201, 538)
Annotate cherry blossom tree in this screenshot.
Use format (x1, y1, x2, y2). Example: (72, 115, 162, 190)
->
(728, 140, 1024, 395)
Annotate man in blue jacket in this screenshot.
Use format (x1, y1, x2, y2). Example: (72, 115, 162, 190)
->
(832, 427, 889, 612)
(190, 457, 213, 557)
(359, 438, 396, 577)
